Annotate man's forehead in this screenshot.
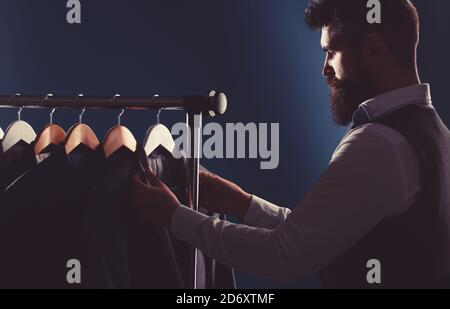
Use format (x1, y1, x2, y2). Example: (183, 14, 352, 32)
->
(321, 26, 341, 48)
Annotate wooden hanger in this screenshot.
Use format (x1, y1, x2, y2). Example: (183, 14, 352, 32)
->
(34, 107, 66, 155)
(2, 107, 37, 153)
(64, 107, 100, 154)
(103, 108, 137, 158)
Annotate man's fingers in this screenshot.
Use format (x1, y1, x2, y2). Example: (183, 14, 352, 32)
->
(145, 169, 163, 186)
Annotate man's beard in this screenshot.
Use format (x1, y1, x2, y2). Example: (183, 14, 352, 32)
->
(326, 68, 376, 126)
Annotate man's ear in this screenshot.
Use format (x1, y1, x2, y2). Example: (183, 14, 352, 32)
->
(361, 32, 386, 65)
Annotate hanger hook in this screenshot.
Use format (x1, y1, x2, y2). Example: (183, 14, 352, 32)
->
(74, 94, 85, 124)
(112, 94, 124, 126)
(8, 93, 22, 120)
(42, 94, 55, 124)
(50, 108, 56, 125)
(157, 109, 161, 124)
(153, 94, 161, 124)
(118, 109, 125, 126)
(74, 93, 84, 104)
(18, 107, 23, 121)
(9, 93, 21, 105)
(79, 107, 86, 124)
(42, 93, 54, 104)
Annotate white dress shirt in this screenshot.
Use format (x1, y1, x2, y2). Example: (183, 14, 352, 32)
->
(170, 84, 431, 282)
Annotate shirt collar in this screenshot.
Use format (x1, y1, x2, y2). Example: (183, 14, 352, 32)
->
(358, 83, 432, 121)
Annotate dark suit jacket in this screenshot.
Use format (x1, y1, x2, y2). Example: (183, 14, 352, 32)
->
(85, 144, 184, 288)
(0, 144, 105, 288)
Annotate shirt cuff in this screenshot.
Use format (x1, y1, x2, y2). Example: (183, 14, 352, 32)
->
(243, 195, 290, 228)
(169, 204, 211, 244)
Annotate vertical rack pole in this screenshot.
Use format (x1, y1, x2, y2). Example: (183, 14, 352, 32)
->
(187, 111, 202, 289)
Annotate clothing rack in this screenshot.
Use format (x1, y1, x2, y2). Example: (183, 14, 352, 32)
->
(0, 90, 228, 289)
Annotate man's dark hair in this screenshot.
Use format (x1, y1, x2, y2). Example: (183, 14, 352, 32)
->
(304, 0, 420, 68)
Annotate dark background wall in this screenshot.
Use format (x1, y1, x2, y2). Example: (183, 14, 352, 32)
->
(0, 0, 447, 288)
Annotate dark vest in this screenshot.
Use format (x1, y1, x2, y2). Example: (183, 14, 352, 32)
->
(319, 104, 450, 288)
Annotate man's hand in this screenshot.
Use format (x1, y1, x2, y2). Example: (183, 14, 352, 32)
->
(131, 172, 180, 228)
(199, 171, 252, 221)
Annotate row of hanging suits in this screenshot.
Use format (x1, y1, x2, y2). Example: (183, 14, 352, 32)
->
(0, 115, 235, 289)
